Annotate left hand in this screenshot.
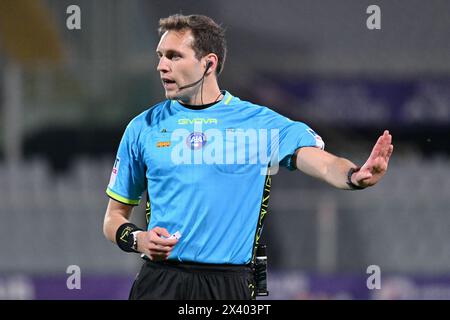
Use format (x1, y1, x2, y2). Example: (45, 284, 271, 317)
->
(352, 130, 394, 188)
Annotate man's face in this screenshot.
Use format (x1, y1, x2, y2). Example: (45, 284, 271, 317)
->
(156, 30, 204, 101)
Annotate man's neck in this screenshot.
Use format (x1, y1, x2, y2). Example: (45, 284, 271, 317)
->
(178, 80, 222, 105)
(178, 90, 224, 110)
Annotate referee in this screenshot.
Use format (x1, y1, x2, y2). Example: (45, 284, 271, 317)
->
(103, 14, 394, 300)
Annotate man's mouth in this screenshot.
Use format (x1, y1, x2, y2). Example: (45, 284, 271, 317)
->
(162, 78, 176, 89)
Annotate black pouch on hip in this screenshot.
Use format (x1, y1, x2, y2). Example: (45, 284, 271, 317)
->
(254, 244, 269, 296)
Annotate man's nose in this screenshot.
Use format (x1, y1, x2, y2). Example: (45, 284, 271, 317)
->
(157, 57, 170, 72)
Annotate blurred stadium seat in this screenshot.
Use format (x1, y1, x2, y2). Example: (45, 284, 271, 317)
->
(1, 154, 450, 275)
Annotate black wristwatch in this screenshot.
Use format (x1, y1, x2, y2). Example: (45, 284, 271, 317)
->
(346, 167, 365, 190)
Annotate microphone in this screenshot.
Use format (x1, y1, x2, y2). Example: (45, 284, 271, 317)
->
(177, 61, 212, 91)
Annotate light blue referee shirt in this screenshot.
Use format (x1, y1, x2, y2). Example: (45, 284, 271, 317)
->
(106, 91, 324, 264)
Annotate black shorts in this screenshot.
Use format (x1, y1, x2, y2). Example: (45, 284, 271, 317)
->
(128, 259, 255, 300)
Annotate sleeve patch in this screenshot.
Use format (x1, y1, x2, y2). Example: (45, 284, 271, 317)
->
(108, 157, 120, 188)
(306, 128, 325, 150)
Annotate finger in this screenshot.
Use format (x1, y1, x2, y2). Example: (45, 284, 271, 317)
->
(149, 243, 174, 252)
(380, 139, 389, 159)
(386, 132, 392, 144)
(368, 136, 383, 160)
(379, 132, 392, 158)
(380, 131, 388, 144)
(381, 136, 393, 159)
(356, 170, 372, 182)
(384, 131, 392, 147)
(151, 234, 179, 246)
(144, 247, 169, 257)
(151, 236, 178, 247)
(355, 173, 373, 187)
(386, 144, 394, 160)
(148, 240, 176, 252)
(152, 227, 170, 238)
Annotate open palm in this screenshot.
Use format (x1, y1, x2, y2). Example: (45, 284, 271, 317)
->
(354, 130, 394, 187)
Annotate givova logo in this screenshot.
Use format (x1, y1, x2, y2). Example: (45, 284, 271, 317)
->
(178, 118, 218, 125)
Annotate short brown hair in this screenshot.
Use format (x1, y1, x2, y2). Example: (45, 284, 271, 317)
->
(159, 14, 227, 75)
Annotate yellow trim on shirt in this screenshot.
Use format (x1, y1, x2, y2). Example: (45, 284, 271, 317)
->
(224, 94, 233, 105)
(106, 188, 140, 205)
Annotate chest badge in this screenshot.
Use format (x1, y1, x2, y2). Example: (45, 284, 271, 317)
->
(186, 132, 207, 150)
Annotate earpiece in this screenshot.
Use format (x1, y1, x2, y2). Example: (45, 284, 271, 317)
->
(206, 60, 213, 70)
